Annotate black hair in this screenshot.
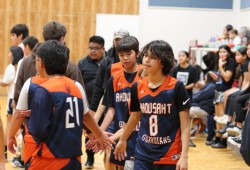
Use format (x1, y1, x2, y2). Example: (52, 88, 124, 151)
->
(202, 52, 218, 74)
(37, 40, 69, 75)
(225, 24, 233, 32)
(237, 46, 247, 56)
(31, 43, 43, 64)
(142, 40, 174, 75)
(23, 36, 39, 51)
(10, 24, 29, 40)
(179, 51, 189, 58)
(10, 46, 23, 65)
(89, 36, 105, 47)
(116, 36, 139, 54)
(43, 21, 67, 41)
(218, 45, 234, 62)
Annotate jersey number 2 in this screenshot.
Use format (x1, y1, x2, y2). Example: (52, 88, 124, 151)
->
(66, 97, 80, 129)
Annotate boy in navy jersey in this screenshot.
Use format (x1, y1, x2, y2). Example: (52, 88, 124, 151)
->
(114, 40, 190, 170)
(98, 36, 141, 169)
(26, 40, 113, 169)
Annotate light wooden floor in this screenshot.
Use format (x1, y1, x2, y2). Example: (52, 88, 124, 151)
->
(0, 95, 249, 170)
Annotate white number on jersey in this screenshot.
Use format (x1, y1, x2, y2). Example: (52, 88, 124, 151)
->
(65, 97, 80, 129)
(149, 115, 158, 136)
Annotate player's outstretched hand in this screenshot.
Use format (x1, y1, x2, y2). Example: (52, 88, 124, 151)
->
(96, 131, 115, 151)
(7, 136, 17, 154)
(114, 140, 127, 161)
(176, 156, 188, 170)
(85, 133, 96, 150)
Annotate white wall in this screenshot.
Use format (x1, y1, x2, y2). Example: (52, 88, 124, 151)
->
(96, 14, 139, 50)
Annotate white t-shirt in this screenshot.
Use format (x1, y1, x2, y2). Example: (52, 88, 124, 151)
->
(16, 78, 90, 115)
(2, 64, 15, 100)
(233, 36, 241, 46)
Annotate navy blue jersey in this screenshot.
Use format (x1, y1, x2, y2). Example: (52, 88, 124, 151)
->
(28, 76, 84, 159)
(130, 76, 191, 164)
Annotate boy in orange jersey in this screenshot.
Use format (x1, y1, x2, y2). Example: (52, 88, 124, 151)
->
(9, 40, 113, 169)
(7, 43, 48, 168)
(114, 40, 190, 170)
(96, 36, 141, 170)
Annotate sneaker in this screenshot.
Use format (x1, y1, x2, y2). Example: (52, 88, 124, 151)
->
(211, 142, 227, 149)
(189, 140, 196, 147)
(214, 115, 228, 125)
(226, 127, 242, 136)
(205, 140, 214, 146)
(231, 135, 242, 144)
(84, 157, 94, 169)
(11, 156, 24, 168)
(217, 125, 229, 134)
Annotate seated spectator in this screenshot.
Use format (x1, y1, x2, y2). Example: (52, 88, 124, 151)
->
(189, 74, 216, 147)
(239, 26, 250, 46)
(216, 46, 250, 138)
(218, 24, 233, 41)
(229, 29, 241, 46)
(209, 45, 237, 149)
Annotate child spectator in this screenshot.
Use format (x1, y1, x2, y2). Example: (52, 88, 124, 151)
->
(209, 45, 236, 148)
(0, 46, 23, 162)
(171, 51, 197, 100)
(189, 73, 216, 146)
(229, 29, 241, 46)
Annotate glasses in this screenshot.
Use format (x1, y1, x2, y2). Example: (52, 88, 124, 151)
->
(88, 47, 103, 51)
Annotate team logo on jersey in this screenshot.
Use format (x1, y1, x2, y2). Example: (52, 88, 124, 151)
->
(171, 153, 181, 160)
(118, 82, 122, 86)
(116, 92, 131, 102)
(140, 90, 144, 94)
(182, 98, 190, 105)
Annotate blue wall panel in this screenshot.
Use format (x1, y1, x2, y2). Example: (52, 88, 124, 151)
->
(149, 0, 233, 9)
(241, 0, 250, 9)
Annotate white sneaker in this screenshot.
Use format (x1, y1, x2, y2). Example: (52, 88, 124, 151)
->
(214, 115, 228, 125)
(226, 127, 242, 136)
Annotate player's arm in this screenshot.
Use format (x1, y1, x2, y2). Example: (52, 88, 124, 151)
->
(174, 82, 190, 170)
(177, 109, 189, 170)
(75, 81, 115, 150)
(114, 83, 141, 161)
(100, 107, 115, 131)
(93, 96, 106, 122)
(7, 78, 30, 153)
(99, 77, 115, 130)
(114, 111, 141, 161)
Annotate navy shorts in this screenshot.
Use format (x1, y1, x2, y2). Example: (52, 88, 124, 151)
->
(134, 159, 176, 170)
(7, 98, 13, 114)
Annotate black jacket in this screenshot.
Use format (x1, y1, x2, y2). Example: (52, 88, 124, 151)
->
(77, 55, 104, 103)
(90, 49, 119, 111)
(192, 83, 216, 115)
